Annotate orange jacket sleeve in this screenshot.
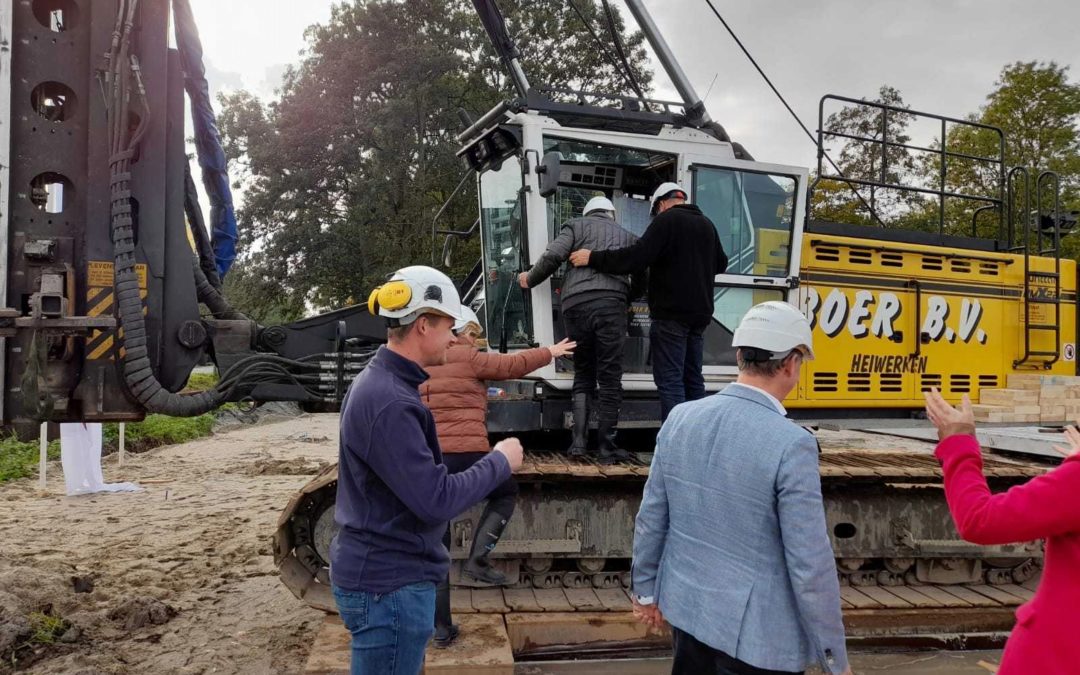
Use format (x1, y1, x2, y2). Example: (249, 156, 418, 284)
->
(468, 346, 553, 381)
(935, 434, 1080, 545)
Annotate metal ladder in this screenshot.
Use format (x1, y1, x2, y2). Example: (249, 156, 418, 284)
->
(1010, 168, 1063, 369)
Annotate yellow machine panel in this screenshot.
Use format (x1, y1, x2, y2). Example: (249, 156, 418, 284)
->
(788, 232, 1077, 409)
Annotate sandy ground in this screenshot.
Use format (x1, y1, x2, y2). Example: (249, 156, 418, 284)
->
(0, 413, 340, 674)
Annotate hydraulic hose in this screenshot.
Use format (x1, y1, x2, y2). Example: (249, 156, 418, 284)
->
(107, 0, 222, 416)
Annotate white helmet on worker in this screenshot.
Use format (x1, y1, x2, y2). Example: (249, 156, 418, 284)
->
(453, 305, 483, 335)
(732, 301, 815, 361)
(583, 196, 616, 217)
(650, 181, 688, 215)
(367, 265, 463, 327)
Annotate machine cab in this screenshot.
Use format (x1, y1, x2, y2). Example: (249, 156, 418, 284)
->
(464, 108, 808, 393)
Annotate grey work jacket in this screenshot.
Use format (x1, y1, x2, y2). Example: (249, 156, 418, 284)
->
(526, 213, 644, 312)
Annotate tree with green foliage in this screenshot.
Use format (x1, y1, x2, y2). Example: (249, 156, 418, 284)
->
(940, 61, 1080, 244)
(811, 86, 931, 229)
(218, 0, 652, 313)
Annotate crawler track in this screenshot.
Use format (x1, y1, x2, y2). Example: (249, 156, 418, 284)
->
(275, 444, 1048, 623)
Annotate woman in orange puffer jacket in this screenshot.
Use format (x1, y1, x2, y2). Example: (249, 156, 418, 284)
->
(420, 307, 574, 647)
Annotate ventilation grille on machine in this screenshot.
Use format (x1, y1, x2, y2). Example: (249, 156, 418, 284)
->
(847, 373, 871, 392)
(880, 373, 903, 393)
(819, 372, 908, 395)
(920, 374, 943, 392)
(848, 249, 873, 266)
(950, 260, 972, 274)
(881, 253, 904, 268)
(950, 374, 972, 394)
(978, 375, 999, 390)
(814, 372, 839, 393)
(814, 245, 840, 263)
(922, 256, 944, 271)
(979, 262, 1001, 277)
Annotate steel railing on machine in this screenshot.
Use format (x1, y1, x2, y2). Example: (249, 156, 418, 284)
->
(810, 94, 1006, 238)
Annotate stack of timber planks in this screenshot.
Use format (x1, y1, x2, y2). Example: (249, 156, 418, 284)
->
(973, 375, 1080, 424)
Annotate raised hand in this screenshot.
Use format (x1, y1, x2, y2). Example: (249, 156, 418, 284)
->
(547, 338, 576, 359)
(1052, 422, 1080, 458)
(924, 387, 975, 441)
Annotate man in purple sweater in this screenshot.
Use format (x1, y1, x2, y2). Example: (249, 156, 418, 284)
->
(330, 266, 523, 674)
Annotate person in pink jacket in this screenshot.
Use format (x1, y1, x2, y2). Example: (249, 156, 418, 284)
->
(925, 388, 1080, 675)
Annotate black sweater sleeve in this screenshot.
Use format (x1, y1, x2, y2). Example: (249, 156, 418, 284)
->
(590, 218, 669, 274)
(715, 234, 729, 274)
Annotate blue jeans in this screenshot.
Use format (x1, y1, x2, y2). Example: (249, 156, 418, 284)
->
(333, 582, 436, 675)
(650, 318, 706, 421)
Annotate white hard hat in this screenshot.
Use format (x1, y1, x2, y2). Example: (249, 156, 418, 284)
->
(454, 306, 483, 334)
(650, 182, 687, 214)
(583, 196, 615, 216)
(732, 301, 815, 361)
(367, 265, 463, 326)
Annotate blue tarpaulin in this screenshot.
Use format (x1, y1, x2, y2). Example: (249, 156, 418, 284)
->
(172, 0, 238, 279)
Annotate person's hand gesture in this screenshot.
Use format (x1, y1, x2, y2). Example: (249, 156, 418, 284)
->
(631, 598, 665, 630)
(518, 272, 529, 289)
(924, 387, 975, 441)
(547, 338, 576, 359)
(493, 438, 524, 471)
(569, 249, 591, 267)
(1052, 423, 1080, 458)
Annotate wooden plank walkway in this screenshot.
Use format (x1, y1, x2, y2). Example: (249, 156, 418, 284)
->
(442, 581, 1032, 614)
(519, 449, 1046, 482)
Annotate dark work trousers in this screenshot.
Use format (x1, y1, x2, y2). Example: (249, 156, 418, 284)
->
(562, 297, 628, 423)
(672, 626, 804, 675)
(650, 318, 706, 422)
(442, 452, 518, 521)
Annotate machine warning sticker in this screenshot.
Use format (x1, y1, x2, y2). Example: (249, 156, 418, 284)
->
(85, 261, 149, 361)
(1065, 343, 1076, 362)
(87, 261, 148, 288)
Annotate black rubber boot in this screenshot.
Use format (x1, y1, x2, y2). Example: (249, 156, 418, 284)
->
(433, 576, 459, 648)
(567, 393, 590, 459)
(462, 509, 510, 585)
(597, 419, 634, 465)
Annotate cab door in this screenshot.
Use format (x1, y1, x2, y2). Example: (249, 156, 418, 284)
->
(682, 156, 808, 374)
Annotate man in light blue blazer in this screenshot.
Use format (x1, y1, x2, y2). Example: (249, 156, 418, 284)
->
(631, 301, 849, 675)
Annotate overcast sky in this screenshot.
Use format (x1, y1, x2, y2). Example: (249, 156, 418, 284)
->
(188, 0, 1080, 176)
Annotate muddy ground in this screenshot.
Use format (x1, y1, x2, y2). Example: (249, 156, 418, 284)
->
(0, 414, 340, 674)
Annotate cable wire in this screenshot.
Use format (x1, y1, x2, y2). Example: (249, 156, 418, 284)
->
(701, 0, 886, 227)
(566, 0, 649, 105)
(599, 0, 649, 104)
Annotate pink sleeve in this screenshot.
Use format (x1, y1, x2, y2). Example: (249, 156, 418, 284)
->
(936, 434, 1080, 545)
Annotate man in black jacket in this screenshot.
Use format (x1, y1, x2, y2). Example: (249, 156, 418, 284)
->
(569, 183, 728, 421)
(520, 196, 644, 463)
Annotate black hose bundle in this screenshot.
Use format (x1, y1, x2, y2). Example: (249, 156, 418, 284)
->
(106, 0, 223, 415)
(105, 2, 370, 413)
